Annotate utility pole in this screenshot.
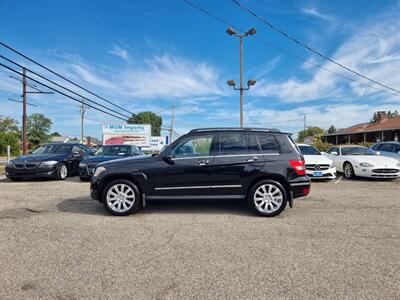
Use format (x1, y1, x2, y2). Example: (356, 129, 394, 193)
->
(22, 68, 27, 155)
(80, 100, 88, 144)
(226, 27, 257, 128)
(169, 104, 175, 143)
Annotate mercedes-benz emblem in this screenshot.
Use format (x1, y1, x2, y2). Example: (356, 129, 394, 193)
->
(314, 165, 321, 170)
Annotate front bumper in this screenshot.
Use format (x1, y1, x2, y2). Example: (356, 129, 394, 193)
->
(306, 167, 336, 179)
(354, 167, 400, 178)
(78, 166, 92, 179)
(5, 165, 57, 180)
(289, 176, 311, 198)
(90, 176, 102, 201)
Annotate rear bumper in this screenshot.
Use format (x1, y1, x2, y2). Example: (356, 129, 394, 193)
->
(289, 177, 311, 198)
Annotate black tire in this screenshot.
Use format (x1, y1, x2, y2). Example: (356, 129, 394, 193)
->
(248, 179, 288, 217)
(55, 163, 68, 180)
(102, 179, 141, 216)
(343, 162, 355, 179)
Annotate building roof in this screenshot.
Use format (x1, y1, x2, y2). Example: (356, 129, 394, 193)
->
(324, 115, 400, 136)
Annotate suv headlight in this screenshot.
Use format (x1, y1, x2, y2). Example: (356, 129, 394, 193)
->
(6, 161, 13, 167)
(360, 162, 374, 167)
(41, 160, 58, 166)
(79, 162, 87, 168)
(93, 166, 106, 177)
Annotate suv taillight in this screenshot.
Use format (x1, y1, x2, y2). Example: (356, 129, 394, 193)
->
(289, 159, 306, 176)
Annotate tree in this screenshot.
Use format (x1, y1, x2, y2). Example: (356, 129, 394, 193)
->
(127, 111, 162, 136)
(50, 131, 61, 137)
(0, 116, 21, 155)
(327, 125, 336, 134)
(26, 113, 53, 148)
(297, 126, 325, 143)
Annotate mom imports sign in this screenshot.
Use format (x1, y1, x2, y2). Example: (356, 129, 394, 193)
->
(102, 124, 151, 147)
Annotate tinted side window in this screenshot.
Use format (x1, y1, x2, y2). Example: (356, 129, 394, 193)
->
(172, 135, 213, 158)
(379, 144, 394, 152)
(257, 133, 279, 154)
(248, 133, 261, 153)
(219, 132, 247, 155)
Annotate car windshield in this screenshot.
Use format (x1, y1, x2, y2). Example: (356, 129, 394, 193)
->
(298, 145, 320, 155)
(32, 145, 72, 154)
(95, 146, 131, 156)
(341, 147, 375, 156)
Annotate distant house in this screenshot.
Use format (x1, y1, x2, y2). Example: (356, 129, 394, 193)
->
(50, 135, 101, 146)
(322, 111, 400, 145)
(84, 136, 101, 147)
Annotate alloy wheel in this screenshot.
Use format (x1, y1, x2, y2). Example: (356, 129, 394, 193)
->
(60, 164, 68, 179)
(344, 163, 353, 178)
(253, 184, 283, 214)
(106, 183, 136, 213)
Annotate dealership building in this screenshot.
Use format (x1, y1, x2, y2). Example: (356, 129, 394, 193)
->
(322, 111, 400, 144)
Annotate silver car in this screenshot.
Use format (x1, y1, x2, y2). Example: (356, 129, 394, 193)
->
(371, 142, 400, 161)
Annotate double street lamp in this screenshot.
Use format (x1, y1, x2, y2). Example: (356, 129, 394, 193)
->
(226, 27, 257, 128)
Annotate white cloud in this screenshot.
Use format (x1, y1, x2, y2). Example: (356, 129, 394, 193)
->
(108, 45, 129, 60)
(252, 9, 400, 103)
(301, 7, 334, 21)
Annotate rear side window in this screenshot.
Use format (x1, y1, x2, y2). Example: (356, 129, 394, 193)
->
(379, 143, 394, 152)
(258, 133, 280, 154)
(219, 132, 247, 155)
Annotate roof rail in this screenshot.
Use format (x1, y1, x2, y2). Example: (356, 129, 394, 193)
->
(189, 127, 281, 133)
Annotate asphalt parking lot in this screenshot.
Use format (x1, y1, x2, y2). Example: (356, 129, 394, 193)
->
(0, 175, 399, 299)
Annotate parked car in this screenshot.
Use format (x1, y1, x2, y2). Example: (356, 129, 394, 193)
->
(5, 143, 94, 181)
(296, 144, 336, 179)
(79, 144, 145, 180)
(371, 141, 400, 161)
(325, 145, 400, 179)
(90, 128, 311, 217)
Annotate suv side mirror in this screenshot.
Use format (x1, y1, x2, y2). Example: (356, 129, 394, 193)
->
(162, 154, 174, 164)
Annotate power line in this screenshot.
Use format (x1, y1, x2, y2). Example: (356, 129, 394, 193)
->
(0, 62, 127, 122)
(0, 55, 131, 119)
(0, 41, 134, 115)
(231, 0, 400, 96)
(182, 0, 400, 99)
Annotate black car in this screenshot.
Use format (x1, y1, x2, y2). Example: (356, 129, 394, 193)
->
(78, 144, 144, 180)
(90, 128, 311, 217)
(5, 143, 94, 181)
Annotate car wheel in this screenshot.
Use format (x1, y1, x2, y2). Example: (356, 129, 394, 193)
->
(56, 163, 68, 180)
(248, 180, 287, 217)
(102, 179, 140, 216)
(343, 162, 355, 179)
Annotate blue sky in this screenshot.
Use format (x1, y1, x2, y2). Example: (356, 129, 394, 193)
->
(0, 0, 399, 139)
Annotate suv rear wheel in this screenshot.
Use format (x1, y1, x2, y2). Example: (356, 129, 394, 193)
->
(102, 179, 140, 216)
(248, 180, 287, 217)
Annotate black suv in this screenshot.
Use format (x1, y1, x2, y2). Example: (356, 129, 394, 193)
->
(90, 128, 310, 217)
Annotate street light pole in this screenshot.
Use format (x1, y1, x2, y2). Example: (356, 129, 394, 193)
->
(226, 27, 256, 128)
(22, 68, 27, 155)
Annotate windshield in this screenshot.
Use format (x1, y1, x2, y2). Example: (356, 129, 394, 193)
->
(298, 145, 320, 155)
(32, 145, 72, 154)
(95, 145, 131, 156)
(341, 147, 375, 156)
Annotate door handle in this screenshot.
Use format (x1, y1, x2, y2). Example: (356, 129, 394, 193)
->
(245, 156, 258, 162)
(196, 159, 209, 166)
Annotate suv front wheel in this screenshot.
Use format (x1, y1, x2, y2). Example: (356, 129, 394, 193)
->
(102, 179, 141, 216)
(248, 180, 287, 217)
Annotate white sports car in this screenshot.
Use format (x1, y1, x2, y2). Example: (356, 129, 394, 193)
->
(297, 144, 336, 179)
(325, 145, 400, 179)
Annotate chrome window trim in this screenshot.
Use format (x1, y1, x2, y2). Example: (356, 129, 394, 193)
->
(172, 153, 279, 161)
